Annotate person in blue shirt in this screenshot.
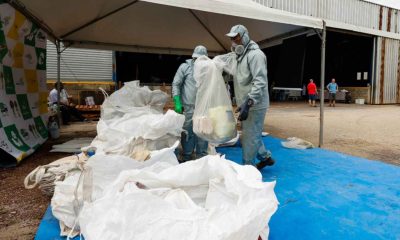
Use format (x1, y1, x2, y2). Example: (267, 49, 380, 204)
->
(327, 78, 339, 107)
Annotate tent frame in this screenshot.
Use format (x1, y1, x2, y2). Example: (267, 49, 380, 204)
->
(5, 0, 327, 147)
(318, 22, 326, 147)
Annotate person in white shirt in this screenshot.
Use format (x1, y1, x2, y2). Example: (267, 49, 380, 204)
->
(49, 82, 86, 124)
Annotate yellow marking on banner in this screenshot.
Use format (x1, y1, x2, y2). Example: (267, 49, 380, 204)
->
(12, 42, 24, 68)
(7, 11, 26, 40)
(16, 152, 28, 162)
(25, 69, 38, 93)
(39, 92, 48, 114)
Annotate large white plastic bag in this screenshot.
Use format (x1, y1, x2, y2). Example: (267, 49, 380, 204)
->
(281, 137, 314, 149)
(24, 154, 87, 196)
(51, 142, 180, 236)
(193, 54, 237, 144)
(100, 110, 183, 140)
(79, 155, 278, 240)
(92, 110, 184, 156)
(101, 81, 167, 120)
(88, 141, 180, 200)
(51, 171, 82, 232)
(94, 81, 185, 156)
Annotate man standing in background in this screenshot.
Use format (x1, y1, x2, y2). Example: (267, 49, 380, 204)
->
(307, 79, 317, 107)
(327, 78, 339, 107)
(49, 82, 86, 124)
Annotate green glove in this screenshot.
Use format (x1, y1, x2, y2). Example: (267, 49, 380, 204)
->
(173, 95, 183, 114)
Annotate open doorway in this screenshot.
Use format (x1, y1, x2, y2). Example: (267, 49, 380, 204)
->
(265, 30, 374, 102)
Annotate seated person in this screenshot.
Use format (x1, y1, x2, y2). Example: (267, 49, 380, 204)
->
(49, 82, 86, 125)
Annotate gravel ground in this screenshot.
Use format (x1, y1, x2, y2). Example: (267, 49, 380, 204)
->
(0, 121, 97, 240)
(0, 103, 399, 239)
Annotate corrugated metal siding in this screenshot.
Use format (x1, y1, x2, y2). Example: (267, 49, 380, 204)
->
(381, 6, 388, 30)
(47, 41, 112, 81)
(384, 38, 400, 103)
(252, 0, 389, 32)
(394, 10, 399, 34)
(374, 37, 400, 104)
(373, 37, 381, 104)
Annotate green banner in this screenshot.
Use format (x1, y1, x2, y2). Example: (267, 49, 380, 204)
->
(3, 65, 15, 94)
(3, 124, 30, 152)
(34, 116, 48, 139)
(0, 20, 7, 61)
(0, 3, 48, 166)
(16, 94, 33, 120)
(24, 23, 39, 47)
(36, 47, 46, 70)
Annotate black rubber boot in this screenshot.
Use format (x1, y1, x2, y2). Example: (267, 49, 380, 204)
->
(256, 157, 275, 170)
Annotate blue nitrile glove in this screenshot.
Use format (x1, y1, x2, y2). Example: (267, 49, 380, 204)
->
(235, 98, 254, 121)
(173, 95, 183, 114)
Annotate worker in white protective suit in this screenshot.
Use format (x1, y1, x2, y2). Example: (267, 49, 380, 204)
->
(172, 46, 208, 162)
(226, 25, 275, 170)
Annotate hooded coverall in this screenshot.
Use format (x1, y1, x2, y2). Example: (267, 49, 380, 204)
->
(172, 59, 208, 161)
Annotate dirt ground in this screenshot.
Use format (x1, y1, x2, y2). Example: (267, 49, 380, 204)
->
(0, 122, 97, 240)
(265, 102, 400, 165)
(0, 102, 399, 239)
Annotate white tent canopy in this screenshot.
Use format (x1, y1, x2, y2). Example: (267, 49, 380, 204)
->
(10, 0, 323, 55)
(8, 0, 327, 146)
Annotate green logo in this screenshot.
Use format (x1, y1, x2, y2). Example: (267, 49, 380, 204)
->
(0, 102, 9, 119)
(16, 94, 33, 120)
(3, 66, 15, 94)
(3, 124, 30, 152)
(32, 144, 40, 150)
(36, 48, 46, 70)
(0, 19, 7, 62)
(34, 116, 48, 139)
(24, 23, 39, 46)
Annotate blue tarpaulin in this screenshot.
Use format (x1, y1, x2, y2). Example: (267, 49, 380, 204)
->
(35, 136, 400, 240)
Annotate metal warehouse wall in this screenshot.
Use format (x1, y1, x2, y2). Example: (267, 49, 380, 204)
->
(374, 37, 400, 104)
(253, 0, 400, 104)
(46, 41, 113, 82)
(252, 0, 398, 33)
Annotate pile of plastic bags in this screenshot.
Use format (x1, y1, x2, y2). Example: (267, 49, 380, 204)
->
(26, 80, 278, 239)
(79, 155, 278, 240)
(52, 143, 180, 236)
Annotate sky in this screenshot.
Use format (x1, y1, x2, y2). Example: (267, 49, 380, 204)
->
(363, 0, 400, 9)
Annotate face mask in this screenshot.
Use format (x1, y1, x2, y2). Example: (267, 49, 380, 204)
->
(231, 42, 245, 55)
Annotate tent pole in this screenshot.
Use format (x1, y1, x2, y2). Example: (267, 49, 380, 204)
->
(319, 21, 326, 147)
(56, 40, 61, 126)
